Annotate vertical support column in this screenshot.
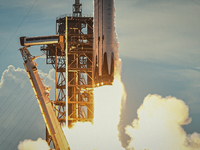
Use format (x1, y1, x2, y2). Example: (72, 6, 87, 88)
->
(76, 54, 79, 119)
(55, 47, 58, 117)
(65, 17, 68, 127)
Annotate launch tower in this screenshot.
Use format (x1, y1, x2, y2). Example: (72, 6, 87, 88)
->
(40, 0, 94, 146)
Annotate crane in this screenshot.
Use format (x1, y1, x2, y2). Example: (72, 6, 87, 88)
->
(19, 47, 70, 150)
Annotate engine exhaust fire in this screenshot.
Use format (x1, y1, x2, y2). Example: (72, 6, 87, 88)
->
(63, 64, 126, 150)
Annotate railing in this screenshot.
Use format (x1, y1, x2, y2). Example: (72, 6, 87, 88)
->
(56, 13, 93, 20)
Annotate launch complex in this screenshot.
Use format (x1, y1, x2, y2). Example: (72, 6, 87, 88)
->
(19, 0, 115, 149)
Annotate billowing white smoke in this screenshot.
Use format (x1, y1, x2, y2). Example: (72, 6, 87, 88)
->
(125, 94, 200, 150)
(63, 76, 126, 150)
(18, 138, 50, 150)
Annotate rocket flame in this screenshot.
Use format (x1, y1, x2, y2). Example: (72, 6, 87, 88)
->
(63, 72, 126, 150)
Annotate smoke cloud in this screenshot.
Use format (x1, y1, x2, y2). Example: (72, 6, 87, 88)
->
(0, 64, 55, 149)
(125, 94, 200, 150)
(18, 138, 50, 150)
(63, 77, 126, 150)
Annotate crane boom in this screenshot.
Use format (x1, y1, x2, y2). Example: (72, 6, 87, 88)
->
(19, 47, 70, 150)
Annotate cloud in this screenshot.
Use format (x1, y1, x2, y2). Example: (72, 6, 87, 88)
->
(0, 65, 55, 150)
(18, 138, 50, 150)
(0, 65, 26, 90)
(125, 94, 200, 150)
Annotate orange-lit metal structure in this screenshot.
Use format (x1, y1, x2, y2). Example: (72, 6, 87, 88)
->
(40, 1, 94, 146)
(54, 14, 94, 125)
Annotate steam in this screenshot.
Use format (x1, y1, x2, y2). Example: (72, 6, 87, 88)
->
(125, 94, 200, 150)
(18, 138, 50, 150)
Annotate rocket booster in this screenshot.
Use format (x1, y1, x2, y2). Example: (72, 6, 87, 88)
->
(93, 0, 115, 86)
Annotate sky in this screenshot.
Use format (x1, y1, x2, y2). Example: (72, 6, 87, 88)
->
(0, 0, 200, 149)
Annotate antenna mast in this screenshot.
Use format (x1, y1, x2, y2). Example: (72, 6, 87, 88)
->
(73, 0, 82, 17)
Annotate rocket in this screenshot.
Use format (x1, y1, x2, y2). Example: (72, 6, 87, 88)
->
(93, 0, 115, 86)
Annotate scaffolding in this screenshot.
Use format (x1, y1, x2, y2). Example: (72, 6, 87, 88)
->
(41, 14, 94, 147)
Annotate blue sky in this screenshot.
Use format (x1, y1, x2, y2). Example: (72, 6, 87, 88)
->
(1, 0, 200, 149)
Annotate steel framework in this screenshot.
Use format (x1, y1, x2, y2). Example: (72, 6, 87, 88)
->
(41, 15, 94, 147)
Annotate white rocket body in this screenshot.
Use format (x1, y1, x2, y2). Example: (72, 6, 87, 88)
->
(94, 0, 114, 86)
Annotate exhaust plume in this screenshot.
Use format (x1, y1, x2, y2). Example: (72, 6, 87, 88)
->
(63, 75, 126, 150)
(125, 94, 200, 150)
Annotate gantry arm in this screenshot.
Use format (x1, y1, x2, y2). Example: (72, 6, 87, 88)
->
(19, 47, 70, 150)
